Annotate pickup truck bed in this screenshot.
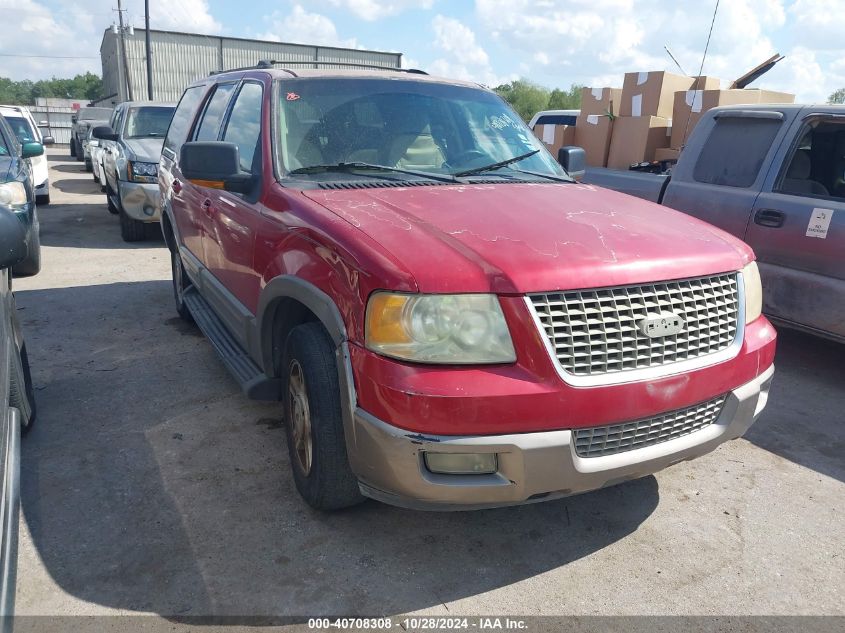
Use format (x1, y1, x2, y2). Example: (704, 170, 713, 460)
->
(584, 105, 845, 343)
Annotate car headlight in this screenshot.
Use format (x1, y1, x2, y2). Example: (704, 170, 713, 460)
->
(741, 261, 762, 324)
(0, 182, 27, 207)
(128, 161, 158, 183)
(366, 293, 516, 364)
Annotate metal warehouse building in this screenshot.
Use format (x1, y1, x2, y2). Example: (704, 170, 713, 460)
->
(100, 28, 403, 104)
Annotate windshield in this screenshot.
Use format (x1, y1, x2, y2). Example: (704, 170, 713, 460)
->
(277, 78, 567, 180)
(4, 116, 36, 143)
(123, 106, 175, 138)
(80, 107, 114, 120)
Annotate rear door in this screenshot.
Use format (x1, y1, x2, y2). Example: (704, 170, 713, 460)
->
(744, 111, 845, 338)
(663, 110, 788, 239)
(160, 85, 210, 265)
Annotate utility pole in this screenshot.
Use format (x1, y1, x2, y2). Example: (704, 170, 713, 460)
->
(117, 0, 134, 101)
(144, 0, 153, 100)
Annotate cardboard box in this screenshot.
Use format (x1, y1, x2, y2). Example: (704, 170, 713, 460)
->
(654, 147, 681, 162)
(607, 116, 671, 170)
(691, 75, 721, 90)
(670, 88, 795, 148)
(534, 123, 576, 159)
(574, 113, 613, 167)
(580, 87, 623, 117)
(620, 71, 699, 118)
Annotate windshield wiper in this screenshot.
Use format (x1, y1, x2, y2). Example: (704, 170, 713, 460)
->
(452, 149, 540, 177)
(288, 162, 459, 183)
(509, 167, 574, 183)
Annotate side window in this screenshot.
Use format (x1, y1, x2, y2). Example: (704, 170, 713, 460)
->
(194, 83, 237, 142)
(163, 85, 206, 158)
(109, 108, 123, 134)
(777, 119, 845, 200)
(222, 82, 263, 174)
(693, 117, 782, 188)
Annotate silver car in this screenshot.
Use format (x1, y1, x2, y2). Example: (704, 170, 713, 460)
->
(94, 101, 176, 242)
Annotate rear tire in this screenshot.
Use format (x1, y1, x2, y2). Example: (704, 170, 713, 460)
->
(282, 322, 364, 511)
(10, 343, 36, 435)
(35, 192, 49, 206)
(69, 140, 76, 158)
(170, 247, 194, 322)
(75, 140, 83, 162)
(105, 180, 119, 215)
(119, 207, 146, 242)
(84, 158, 92, 172)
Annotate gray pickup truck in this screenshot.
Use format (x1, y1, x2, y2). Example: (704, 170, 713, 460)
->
(585, 104, 844, 343)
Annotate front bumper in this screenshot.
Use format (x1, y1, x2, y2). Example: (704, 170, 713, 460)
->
(350, 364, 774, 510)
(118, 181, 161, 222)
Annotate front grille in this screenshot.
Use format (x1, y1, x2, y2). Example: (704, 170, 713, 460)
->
(573, 395, 727, 457)
(529, 273, 739, 378)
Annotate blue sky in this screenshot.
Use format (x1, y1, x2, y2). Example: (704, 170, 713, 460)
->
(2, 0, 844, 103)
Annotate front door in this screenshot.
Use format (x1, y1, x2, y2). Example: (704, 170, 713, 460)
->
(745, 114, 845, 337)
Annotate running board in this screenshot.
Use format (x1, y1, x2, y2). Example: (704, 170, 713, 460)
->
(183, 288, 281, 401)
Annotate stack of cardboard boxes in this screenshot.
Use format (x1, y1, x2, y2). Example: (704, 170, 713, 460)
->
(533, 121, 575, 160)
(557, 70, 795, 169)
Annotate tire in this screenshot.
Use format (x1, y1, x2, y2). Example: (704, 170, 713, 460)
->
(12, 229, 41, 277)
(69, 139, 77, 158)
(75, 140, 83, 162)
(170, 247, 194, 322)
(105, 180, 119, 215)
(84, 158, 93, 172)
(35, 192, 49, 206)
(119, 207, 146, 242)
(10, 343, 36, 435)
(282, 322, 364, 511)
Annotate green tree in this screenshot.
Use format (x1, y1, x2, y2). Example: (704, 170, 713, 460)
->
(494, 79, 551, 122)
(0, 73, 103, 104)
(548, 85, 583, 110)
(828, 88, 845, 105)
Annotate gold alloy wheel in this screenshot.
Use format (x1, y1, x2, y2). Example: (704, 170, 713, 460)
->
(288, 359, 313, 475)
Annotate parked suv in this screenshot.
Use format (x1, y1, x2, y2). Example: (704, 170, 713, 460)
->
(159, 66, 776, 511)
(94, 101, 176, 241)
(0, 105, 54, 205)
(69, 106, 113, 161)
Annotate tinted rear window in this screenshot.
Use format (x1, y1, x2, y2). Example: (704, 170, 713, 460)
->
(535, 114, 577, 126)
(693, 117, 782, 187)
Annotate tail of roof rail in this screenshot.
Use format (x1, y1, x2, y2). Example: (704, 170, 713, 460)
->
(210, 60, 427, 77)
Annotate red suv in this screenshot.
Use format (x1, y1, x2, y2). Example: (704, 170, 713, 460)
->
(158, 64, 776, 511)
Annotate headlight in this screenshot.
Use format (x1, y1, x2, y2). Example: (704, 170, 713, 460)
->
(0, 182, 27, 206)
(365, 293, 516, 364)
(128, 161, 158, 183)
(742, 261, 762, 324)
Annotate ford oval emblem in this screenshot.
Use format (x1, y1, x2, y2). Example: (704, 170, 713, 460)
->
(638, 312, 685, 338)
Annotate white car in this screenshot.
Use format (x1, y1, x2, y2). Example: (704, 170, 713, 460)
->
(527, 109, 579, 129)
(0, 105, 54, 205)
(88, 127, 107, 191)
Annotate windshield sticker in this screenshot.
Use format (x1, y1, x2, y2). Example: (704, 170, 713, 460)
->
(489, 113, 520, 131)
(286, 92, 301, 101)
(806, 208, 834, 239)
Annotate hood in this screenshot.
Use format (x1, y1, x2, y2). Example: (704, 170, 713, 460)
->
(303, 182, 753, 294)
(123, 137, 165, 162)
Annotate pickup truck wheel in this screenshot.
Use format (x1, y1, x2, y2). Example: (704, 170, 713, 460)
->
(282, 323, 364, 511)
(171, 248, 194, 322)
(12, 229, 41, 277)
(84, 158, 93, 172)
(105, 181, 119, 215)
(119, 207, 146, 242)
(69, 141, 76, 158)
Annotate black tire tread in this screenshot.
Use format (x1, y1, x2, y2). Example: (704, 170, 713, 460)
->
(119, 207, 146, 242)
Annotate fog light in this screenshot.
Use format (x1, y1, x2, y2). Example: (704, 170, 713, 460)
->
(424, 452, 497, 475)
(143, 205, 155, 217)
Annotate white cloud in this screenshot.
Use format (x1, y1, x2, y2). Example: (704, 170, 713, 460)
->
(147, 0, 221, 34)
(788, 0, 845, 50)
(317, 0, 435, 21)
(258, 5, 358, 48)
(432, 15, 488, 66)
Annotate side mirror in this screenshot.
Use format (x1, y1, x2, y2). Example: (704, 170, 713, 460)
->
(38, 120, 48, 127)
(21, 142, 44, 159)
(0, 207, 28, 270)
(41, 135, 55, 146)
(92, 126, 119, 142)
(180, 142, 254, 194)
(558, 146, 586, 182)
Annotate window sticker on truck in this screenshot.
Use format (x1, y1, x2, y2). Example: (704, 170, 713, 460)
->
(806, 208, 834, 239)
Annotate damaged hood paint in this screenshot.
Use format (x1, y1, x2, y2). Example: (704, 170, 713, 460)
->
(123, 137, 165, 163)
(303, 182, 753, 294)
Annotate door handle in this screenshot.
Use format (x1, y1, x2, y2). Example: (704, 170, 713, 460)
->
(172, 179, 182, 194)
(201, 198, 214, 217)
(754, 208, 785, 228)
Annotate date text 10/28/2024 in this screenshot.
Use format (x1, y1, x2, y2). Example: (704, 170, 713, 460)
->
(308, 618, 528, 630)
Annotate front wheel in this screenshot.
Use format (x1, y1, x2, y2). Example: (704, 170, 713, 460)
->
(282, 322, 364, 511)
(119, 207, 146, 242)
(12, 229, 40, 277)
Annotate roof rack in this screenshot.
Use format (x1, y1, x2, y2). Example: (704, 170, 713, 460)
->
(210, 60, 427, 77)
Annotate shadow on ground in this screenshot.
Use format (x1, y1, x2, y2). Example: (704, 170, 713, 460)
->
(16, 280, 660, 617)
(745, 327, 845, 484)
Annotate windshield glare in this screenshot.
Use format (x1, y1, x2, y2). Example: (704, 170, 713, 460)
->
(5, 116, 36, 143)
(123, 107, 175, 138)
(277, 78, 566, 179)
